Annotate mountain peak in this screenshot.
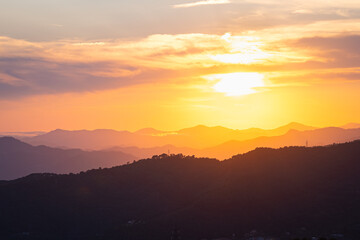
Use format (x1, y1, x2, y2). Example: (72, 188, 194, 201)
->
(0, 136, 32, 149)
(0, 136, 24, 143)
(285, 122, 306, 127)
(277, 122, 316, 131)
(134, 128, 164, 135)
(50, 129, 67, 133)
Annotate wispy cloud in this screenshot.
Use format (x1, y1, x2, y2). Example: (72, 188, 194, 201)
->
(173, 0, 230, 8)
(0, 34, 229, 99)
(1, 33, 359, 99)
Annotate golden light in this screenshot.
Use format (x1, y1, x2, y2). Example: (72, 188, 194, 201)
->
(210, 53, 269, 64)
(205, 72, 265, 96)
(210, 33, 272, 64)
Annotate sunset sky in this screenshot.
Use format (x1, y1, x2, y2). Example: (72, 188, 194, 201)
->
(1, 0, 360, 132)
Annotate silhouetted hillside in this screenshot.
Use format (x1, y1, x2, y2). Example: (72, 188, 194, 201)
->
(0, 137, 136, 180)
(106, 144, 195, 159)
(1, 141, 360, 239)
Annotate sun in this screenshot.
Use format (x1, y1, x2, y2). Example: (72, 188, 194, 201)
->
(205, 72, 265, 96)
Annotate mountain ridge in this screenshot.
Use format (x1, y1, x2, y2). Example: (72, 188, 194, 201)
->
(22, 122, 318, 150)
(0, 137, 136, 180)
(202, 126, 360, 159)
(104, 127, 360, 160)
(1, 140, 360, 239)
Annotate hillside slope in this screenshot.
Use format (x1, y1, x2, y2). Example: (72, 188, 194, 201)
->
(1, 141, 360, 239)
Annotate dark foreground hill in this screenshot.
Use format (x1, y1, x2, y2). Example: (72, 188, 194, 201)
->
(1, 141, 360, 239)
(0, 137, 136, 180)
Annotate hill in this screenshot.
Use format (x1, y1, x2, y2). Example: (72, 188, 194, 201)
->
(0, 137, 136, 180)
(1, 141, 360, 239)
(106, 144, 195, 159)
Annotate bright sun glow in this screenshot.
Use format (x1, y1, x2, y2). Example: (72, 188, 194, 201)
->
(210, 33, 272, 64)
(205, 72, 265, 96)
(210, 53, 268, 64)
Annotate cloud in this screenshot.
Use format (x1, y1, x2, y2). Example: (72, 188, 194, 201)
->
(0, 57, 142, 99)
(0, 34, 231, 99)
(2, 0, 360, 42)
(1, 33, 360, 99)
(269, 69, 360, 86)
(294, 35, 360, 54)
(286, 35, 360, 69)
(293, 9, 313, 14)
(173, 0, 230, 8)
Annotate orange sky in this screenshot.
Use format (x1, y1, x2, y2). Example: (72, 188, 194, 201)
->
(1, 0, 360, 132)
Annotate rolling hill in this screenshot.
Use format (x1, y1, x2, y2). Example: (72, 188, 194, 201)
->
(0, 141, 360, 239)
(0, 137, 136, 180)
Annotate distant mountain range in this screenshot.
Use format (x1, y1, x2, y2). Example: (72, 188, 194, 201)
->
(10, 123, 360, 161)
(2, 124, 360, 180)
(0, 137, 136, 180)
(106, 126, 360, 159)
(22, 122, 317, 150)
(1, 141, 360, 239)
(201, 127, 360, 159)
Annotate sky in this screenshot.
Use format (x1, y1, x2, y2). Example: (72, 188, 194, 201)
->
(1, 0, 360, 132)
